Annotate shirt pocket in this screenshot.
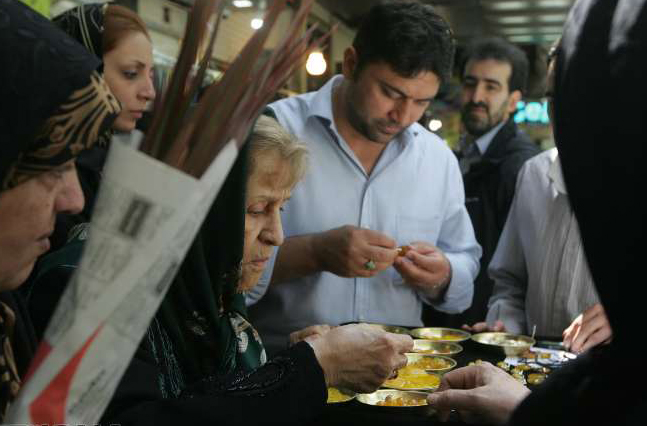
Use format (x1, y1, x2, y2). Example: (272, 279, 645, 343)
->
(391, 213, 442, 285)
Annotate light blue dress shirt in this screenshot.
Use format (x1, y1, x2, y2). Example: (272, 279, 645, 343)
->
(247, 76, 481, 354)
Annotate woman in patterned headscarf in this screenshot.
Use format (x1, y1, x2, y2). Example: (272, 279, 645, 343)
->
(0, 1, 120, 420)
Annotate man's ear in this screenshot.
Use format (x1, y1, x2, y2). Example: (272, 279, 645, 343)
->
(342, 46, 358, 79)
(507, 90, 522, 114)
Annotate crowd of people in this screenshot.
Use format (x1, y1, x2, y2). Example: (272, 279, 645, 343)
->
(0, 0, 644, 425)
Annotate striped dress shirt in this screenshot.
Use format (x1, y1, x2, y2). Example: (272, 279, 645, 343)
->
(486, 148, 598, 337)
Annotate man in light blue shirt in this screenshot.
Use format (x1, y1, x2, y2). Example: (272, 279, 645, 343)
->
(247, 2, 481, 354)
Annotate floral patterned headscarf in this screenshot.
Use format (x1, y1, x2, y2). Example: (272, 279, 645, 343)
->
(0, 2, 120, 190)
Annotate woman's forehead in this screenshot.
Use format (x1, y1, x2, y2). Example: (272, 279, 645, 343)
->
(248, 164, 294, 199)
(251, 154, 290, 180)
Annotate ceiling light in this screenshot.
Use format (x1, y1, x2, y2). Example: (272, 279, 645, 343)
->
(306, 52, 327, 76)
(537, 26, 564, 34)
(500, 26, 563, 36)
(251, 18, 263, 29)
(494, 15, 532, 24)
(428, 119, 443, 132)
(499, 27, 535, 35)
(233, 0, 253, 7)
(508, 33, 561, 43)
(538, 13, 568, 23)
(537, 0, 572, 8)
(484, 1, 529, 11)
(508, 35, 535, 43)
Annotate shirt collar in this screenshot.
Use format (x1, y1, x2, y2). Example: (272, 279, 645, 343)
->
(306, 74, 343, 123)
(547, 148, 567, 194)
(473, 120, 506, 155)
(305, 74, 416, 146)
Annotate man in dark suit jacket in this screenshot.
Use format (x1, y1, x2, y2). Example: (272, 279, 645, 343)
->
(426, 37, 540, 328)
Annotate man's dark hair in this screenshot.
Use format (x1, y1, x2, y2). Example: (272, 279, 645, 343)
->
(461, 37, 529, 94)
(352, 1, 455, 84)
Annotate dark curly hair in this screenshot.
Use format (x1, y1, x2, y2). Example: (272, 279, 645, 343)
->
(352, 1, 455, 84)
(460, 37, 529, 94)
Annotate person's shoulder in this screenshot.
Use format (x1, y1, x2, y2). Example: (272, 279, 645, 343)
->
(498, 126, 541, 175)
(407, 122, 454, 158)
(268, 92, 317, 133)
(516, 148, 555, 187)
(270, 91, 316, 112)
(506, 124, 541, 158)
(521, 148, 556, 172)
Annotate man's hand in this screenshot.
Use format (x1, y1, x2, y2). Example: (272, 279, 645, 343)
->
(393, 242, 452, 299)
(562, 303, 612, 353)
(308, 324, 413, 393)
(427, 362, 530, 424)
(289, 324, 332, 345)
(313, 225, 397, 278)
(462, 321, 506, 333)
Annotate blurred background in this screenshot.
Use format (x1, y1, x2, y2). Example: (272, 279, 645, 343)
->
(31, 0, 574, 150)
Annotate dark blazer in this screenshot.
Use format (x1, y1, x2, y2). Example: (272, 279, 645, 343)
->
(426, 118, 540, 327)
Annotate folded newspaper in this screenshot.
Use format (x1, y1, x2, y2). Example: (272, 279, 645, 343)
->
(6, 137, 238, 424)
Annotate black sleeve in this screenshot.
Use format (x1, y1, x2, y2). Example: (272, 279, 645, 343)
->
(23, 266, 68, 339)
(508, 347, 645, 426)
(101, 341, 327, 426)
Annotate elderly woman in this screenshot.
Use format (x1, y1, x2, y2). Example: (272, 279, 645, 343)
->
(0, 1, 120, 420)
(60, 116, 406, 425)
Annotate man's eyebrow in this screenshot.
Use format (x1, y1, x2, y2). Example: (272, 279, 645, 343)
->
(464, 75, 503, 88)
(380, 80, 435, 102)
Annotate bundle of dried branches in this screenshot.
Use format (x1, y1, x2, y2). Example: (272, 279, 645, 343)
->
(140, 0, 332, 177)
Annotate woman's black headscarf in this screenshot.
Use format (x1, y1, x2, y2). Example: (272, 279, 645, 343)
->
(0, 0, 119, 188)
(0, 0, 120, 419)
(54, 3, 106, 62)
(48, 3, 112, 248)
(150, 142, 266, 398)
(509, 1, 646, 425)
